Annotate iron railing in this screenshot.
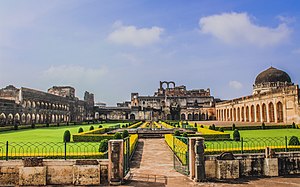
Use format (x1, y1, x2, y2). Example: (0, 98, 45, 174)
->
(0, 141, 108, 160)
(204, 136, 300, 155)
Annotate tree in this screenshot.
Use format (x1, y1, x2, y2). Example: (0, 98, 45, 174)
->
(233, 129, 240, 141)
(114, 132, 122, 139)
(262, 122, 266, 130)
(98, 125, 103, 128)
(89, 126, 94, 131)
(122, 130, 129, 139)
(99, 139, 108, 152)
(232, 123, 236, 130)
(292, 122, 296, 129)
(63, 130, 71, 142)
(289, 136, 300, 145)
(174, 130, 180, 136)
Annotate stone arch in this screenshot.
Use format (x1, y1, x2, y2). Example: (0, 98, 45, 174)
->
(21, 114, 26, 123)
(268, 102, 275, 122)
(250, 105, 255, 122)
(52, 114, 55, 123)
(0, 113, 6, 125)
(181, 113, 186, 120)
(15, 113, 20, 122)
(277, 102, 284, 123)
(36, 114, 40, 123)
(241, 107, 245, 121)
(27, 101, 31, 108)
(256, 104, 261, 122)
(26, 114, 31, 124)
(32, 114, 36, 122)
(194, 113, 199, 121)
(130, 114, 135, 120)
(188, 113, 193, 121)
(245, 106, 249, 122)
(8, 113, 13, 121)
(169, 81, 175, 88)
(262, 103, 267, 122)
(160, 81, 169, 89)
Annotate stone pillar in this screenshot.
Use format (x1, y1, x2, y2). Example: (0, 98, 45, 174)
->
(266, 103, 270, 123)
(194, 137, 206, 182)
(274, 103, 278, 123)
(108, 140, 124, 185)
(189, 138, 196, 180)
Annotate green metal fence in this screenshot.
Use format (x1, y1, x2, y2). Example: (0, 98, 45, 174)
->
(204, 136, 300, 155)
(0, 141, 108, 160)
(173, 136, 189, 176)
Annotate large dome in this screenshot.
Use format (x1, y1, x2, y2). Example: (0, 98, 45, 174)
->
(255, 67, 292, 84)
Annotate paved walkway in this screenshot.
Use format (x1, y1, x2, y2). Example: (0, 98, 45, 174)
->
(122, 138, 300, 187)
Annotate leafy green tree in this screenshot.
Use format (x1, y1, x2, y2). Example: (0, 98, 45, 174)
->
(122, 130, 129, 139)
(99, 139, 108, 152)
(114, 132, 122, 139)
(174, 130, 180, 136)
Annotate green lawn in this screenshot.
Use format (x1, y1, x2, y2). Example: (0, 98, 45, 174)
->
(0, 123, 125, 142)
(225, 128, 300, 139)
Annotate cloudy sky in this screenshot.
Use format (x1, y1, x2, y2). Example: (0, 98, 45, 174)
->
(0, 0, 300, 105)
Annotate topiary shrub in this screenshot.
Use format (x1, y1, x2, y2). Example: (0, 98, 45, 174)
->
(122, 130, 129, 139)
(98, 139, 108, 152)
(174, 130, 180, 136)
(57, 123, 60, 127)
(63, 130, 71, 142)
(182, 132, 188, 137)
(219, 127, 224, 132)
(292, 122, 296, 129)
(98, 125, 103, 128)
(114, 132, 122, 139)
(233, 129, 240, 141)
(89, 126, 94, 131)
(262, 122, 266, 130)
(208, 125, 213, 130)
(66, 122, 69, 126)
(46, 123, 49, 127)
(194, 123, 197, 127)
(289, 136, 300, 145)
(14, 124, 18, 130)
(78, 127, 84, 133)
(211, 124, 216, 130)
(126, 124, 129, 127)
(31, 123, 35, 129)
(122, 124, 125, 128)
(232, 123, 236, 130)
(200, 125, 204, 128)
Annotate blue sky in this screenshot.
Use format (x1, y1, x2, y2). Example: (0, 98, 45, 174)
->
(0, 0, 300, 105)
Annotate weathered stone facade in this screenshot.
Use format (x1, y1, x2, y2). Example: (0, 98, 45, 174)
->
(216, 67, 300, 124)
(129, 81, 216, 120)
(0, 85, 94, 125)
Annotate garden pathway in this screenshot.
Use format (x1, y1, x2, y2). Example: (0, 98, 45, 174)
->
(125, 138, 195, 186)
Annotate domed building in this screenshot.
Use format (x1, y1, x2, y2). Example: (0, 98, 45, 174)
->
(253, 67, 294, 94)
(216, 67, 300, 124)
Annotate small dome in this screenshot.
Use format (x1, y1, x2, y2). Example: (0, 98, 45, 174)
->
(255, 67, 292, 84)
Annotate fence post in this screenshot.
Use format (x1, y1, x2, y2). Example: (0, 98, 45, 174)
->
(6, 141, 8, 161)
(64, 141, 67, 160)
(285, 136, 288, 152)
(241, 137, 244, 154)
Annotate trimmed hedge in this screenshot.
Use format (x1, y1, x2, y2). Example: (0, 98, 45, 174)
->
(128, 121, 143, 128)
(220, 124, 293, 131)
(188, 133, 231, 140)
(73, 134, 114, 142)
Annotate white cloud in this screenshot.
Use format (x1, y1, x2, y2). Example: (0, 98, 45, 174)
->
(42, 65, 108, 83)
(199, 12, 292, 47)
(229, 81, 243, 90)
(108, 22, 164, 47)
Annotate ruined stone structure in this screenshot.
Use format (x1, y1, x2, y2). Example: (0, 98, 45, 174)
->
(0, 85, 94, 125)
(216, 67, 300, 124)
(129, 81, 216, 120)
